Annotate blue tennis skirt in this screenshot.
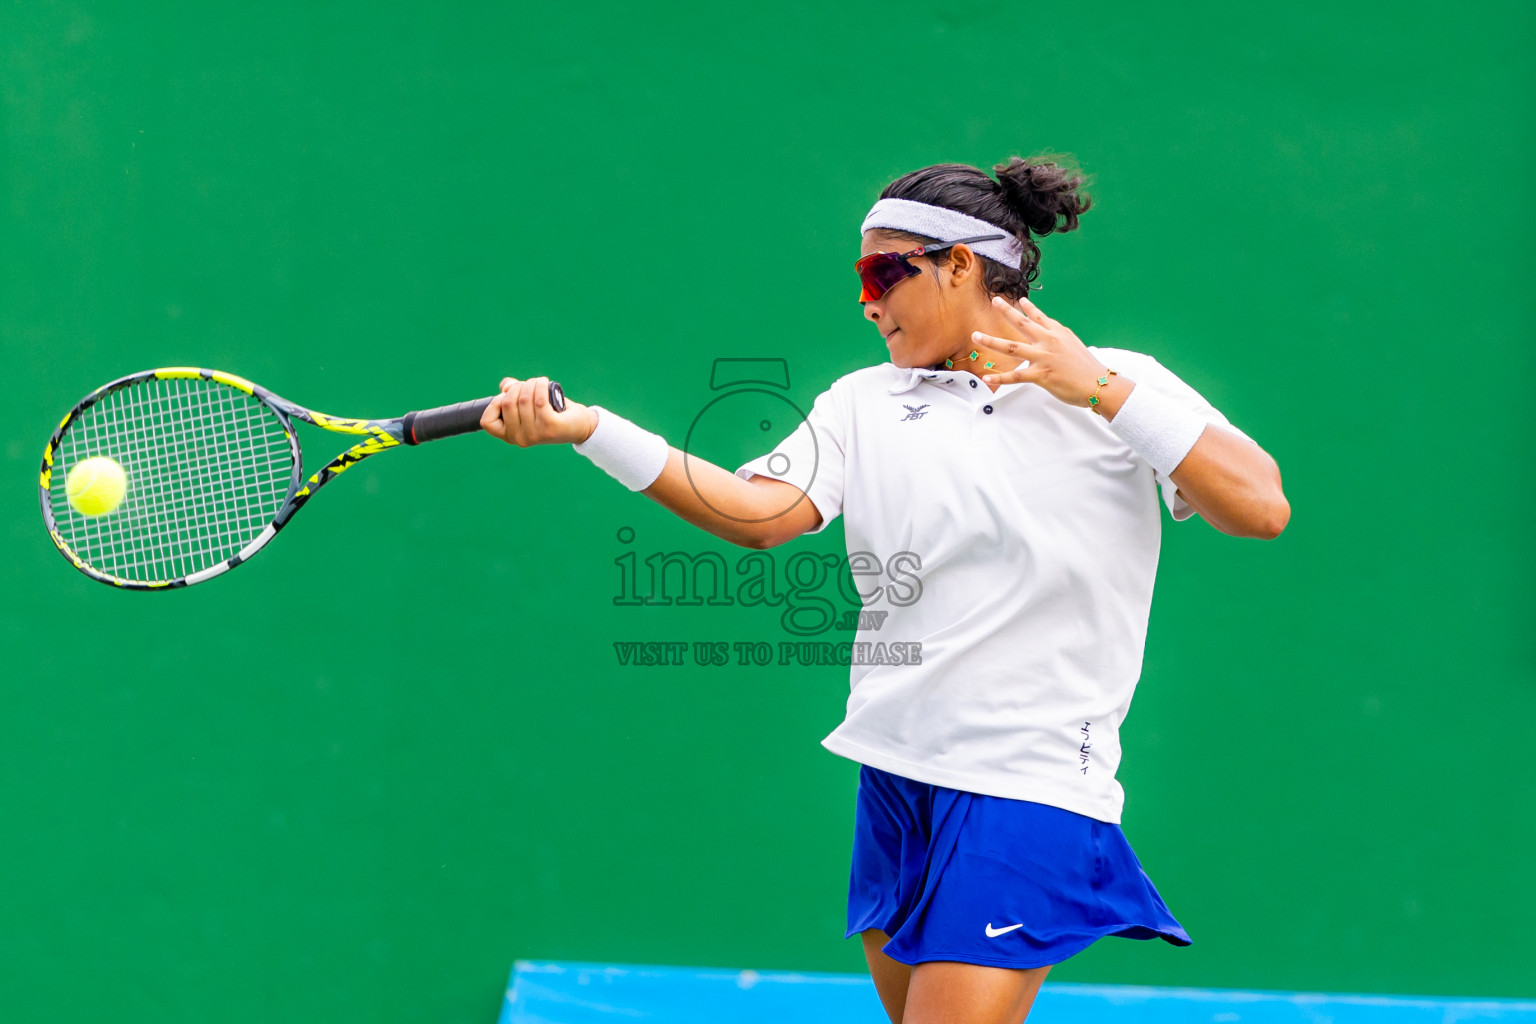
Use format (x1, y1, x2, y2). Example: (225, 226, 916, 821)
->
(845, 764, 1192, 969)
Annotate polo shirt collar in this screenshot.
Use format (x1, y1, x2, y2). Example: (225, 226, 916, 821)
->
(885, 362, 948, 395)
(884, 361, 1034, 406)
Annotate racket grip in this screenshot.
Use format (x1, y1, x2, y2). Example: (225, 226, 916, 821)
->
(402, 381, 566, 445)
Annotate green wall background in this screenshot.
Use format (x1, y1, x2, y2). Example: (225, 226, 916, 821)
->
(3, 1, 1532, 1020)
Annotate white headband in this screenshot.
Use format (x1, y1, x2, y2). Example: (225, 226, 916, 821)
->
(860, 197, 1023, 270)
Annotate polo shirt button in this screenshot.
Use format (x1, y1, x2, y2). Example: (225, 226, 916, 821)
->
(983, 404, 994, 414)
(969, 379, 977, 388)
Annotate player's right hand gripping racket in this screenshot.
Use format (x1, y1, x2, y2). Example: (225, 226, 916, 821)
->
(38, 367, 564, 590)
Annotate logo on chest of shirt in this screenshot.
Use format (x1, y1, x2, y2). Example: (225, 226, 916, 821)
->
(899, 403, 930, 421)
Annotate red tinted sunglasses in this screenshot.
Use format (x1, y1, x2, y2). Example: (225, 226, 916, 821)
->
(855, 234, 1006, 302)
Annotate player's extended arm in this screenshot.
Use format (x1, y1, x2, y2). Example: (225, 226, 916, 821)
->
(639, 446, 822, 549)
(481, 375, 821, 549)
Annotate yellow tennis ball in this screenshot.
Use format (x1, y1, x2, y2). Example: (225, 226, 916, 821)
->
(66, 456, 128, 516)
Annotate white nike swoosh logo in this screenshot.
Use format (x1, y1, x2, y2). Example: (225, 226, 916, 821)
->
(985, 923, 1024, 938)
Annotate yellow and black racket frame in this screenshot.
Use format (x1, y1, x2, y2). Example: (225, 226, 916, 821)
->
(40, 366, 564, 590)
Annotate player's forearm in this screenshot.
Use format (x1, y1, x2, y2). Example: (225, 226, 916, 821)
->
(639, 448, 774, 549)
(1166, 425, 1290, 539)
(559, 401, 781, 547)
(482, 383, 802, 546)
(1094, 377, 1289, 539)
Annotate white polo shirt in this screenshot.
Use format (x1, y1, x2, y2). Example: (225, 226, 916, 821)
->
(734, 346, 1254, 824)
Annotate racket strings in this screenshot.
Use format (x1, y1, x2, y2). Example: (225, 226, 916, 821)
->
(49, 377, 296, 582)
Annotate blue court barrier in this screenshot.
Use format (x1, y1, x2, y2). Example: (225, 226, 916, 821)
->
(500, 960, 1536, 1023)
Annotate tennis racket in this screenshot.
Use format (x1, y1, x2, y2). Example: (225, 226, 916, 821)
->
(39, 367, 565, 590)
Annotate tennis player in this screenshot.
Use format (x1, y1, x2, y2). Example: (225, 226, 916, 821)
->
(481, 154, 1290, 1024)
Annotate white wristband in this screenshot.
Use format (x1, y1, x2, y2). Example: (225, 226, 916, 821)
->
(1106, 382, 1209, 478)
(572, 405, 670, 491)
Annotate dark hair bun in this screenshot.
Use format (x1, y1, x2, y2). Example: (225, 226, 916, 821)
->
(994, 155, 1092, 237)
(875, 153, 1094, 299)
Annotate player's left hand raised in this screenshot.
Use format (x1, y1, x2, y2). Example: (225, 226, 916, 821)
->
(971, 296, 1111, 409)
(482, 375, 596, 447)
